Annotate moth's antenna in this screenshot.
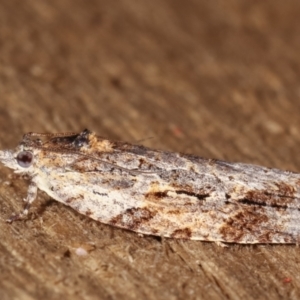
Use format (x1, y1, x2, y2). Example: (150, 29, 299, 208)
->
(133, 137, 154, 144)
(23, 131, 78, 139)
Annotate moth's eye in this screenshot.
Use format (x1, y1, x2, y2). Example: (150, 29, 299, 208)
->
(16, 151, 33, 168)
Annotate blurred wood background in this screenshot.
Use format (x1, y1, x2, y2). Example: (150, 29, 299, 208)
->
(0, 1, 300, 299)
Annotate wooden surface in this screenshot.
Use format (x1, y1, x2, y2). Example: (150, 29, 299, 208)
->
(0, 1, 300, 299)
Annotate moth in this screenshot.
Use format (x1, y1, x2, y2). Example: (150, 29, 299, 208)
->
(0, 129, 299, 244)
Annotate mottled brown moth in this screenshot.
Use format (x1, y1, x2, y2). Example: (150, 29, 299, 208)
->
(0, 129, 299, 244)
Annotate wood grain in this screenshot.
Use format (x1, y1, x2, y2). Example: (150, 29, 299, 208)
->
(0, 1, 300, 299)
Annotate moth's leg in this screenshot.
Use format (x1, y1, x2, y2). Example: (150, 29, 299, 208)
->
(22, 182, 38, 213)
(7, 182, 38, 223)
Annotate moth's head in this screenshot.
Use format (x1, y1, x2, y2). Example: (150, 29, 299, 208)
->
(0, 129, 95, 175)
(0, 145, 36, 175)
